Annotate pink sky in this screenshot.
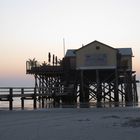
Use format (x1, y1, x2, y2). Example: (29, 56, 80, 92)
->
(0, 0, 140, 86)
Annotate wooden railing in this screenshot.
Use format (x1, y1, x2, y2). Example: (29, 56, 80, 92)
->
(0, 87, 37, 110)
(0, 86, 75, 110)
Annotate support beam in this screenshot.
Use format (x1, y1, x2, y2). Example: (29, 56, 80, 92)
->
(80, 70, 85, 102)
(96, 70, 102, 102)
(21, 88, 24, 109)
(33, 88, 37, 109)
(9, 88, 13, 110)
(114, 69, 119, 102)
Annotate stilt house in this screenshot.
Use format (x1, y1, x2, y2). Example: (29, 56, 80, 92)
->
(26, 40, 138, 104)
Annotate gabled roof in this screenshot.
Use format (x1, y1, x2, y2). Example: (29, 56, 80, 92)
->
(117, 48, 133, 56)
(76, 40, 117, 52)
(65, 49, 76, 57)
(64, 41, 133, 57)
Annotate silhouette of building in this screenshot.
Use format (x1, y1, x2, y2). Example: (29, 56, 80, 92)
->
(26, 40, 138, 105)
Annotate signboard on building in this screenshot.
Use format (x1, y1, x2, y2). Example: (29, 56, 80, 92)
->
(85, 53, 107, 66)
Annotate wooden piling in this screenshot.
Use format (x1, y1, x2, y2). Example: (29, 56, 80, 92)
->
(109, 83, 112, 102)
(114, 69, 119, 102)
(9, 88, 13, 110)
(133, 75, 138, 102)
(96, 70, 102, 102)
(33, 88, 37, 109)
(80, 70, 85, 102)
(21, 88, 24, 109)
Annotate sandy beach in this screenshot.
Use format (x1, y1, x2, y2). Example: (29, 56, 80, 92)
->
(0, 107, 140, 140)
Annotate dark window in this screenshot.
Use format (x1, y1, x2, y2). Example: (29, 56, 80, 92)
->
(96, 46, 100, 50)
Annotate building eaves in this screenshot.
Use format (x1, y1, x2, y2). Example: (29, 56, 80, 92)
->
(76, 40, 118, 52)
(117, 48, 132, 56)
(65, 49, 76, 57)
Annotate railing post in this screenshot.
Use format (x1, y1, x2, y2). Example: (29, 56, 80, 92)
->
(9, 88, 13, 110)
(21, 88, 24, 109)
(33, 88, 37, 109)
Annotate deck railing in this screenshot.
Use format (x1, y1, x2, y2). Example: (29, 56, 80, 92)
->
(0, 87, 37, 110)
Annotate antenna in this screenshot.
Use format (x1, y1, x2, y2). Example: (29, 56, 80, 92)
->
(63, 38, 65, 57)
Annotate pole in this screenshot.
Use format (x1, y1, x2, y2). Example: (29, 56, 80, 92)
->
(9, 88, 13, 110)
(63, 38, 65, 57)
(33, 88, 37, 109)
(21, 88, 24, 109)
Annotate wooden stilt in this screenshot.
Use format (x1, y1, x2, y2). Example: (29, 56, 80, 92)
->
(114, 69, 119, 102)
(109, 83, 112, 102)
(103, 83, 105, 102)
(132, 75, 138, 103)
(96, 70, 102, 102)
(21, 88, 24, 109)
(9, 88, 13, 110)
(80, 70, 85, 102)
(33, 88, 37, 109)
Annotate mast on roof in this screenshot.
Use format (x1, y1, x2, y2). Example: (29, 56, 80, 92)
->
(63, 38, 65, 57)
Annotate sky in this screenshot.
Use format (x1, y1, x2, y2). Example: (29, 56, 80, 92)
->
(0, 0, 140, 87)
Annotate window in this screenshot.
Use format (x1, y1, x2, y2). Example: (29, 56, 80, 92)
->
(85, 53, 107, 66)
(96, 46, 100, 50)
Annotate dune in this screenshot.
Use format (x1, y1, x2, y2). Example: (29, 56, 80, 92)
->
(0, 107, 140, 140)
